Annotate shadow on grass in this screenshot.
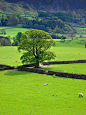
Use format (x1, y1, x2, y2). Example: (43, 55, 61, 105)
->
(4, 70, 32, 76)
(41, 67, 53, 72)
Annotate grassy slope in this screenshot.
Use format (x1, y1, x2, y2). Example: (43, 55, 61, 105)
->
(0, 33, 86, 115)
(0, 27, 29, 37)
(51, 40, 86, 61)
(0, 40, 86, 67)
(0, 46, 22, 67)
(0, 71, 86, 115)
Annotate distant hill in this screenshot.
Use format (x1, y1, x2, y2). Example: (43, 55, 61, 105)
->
(4, 0, 86, 12)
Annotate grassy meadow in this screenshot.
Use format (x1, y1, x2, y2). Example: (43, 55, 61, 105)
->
(0, 39, 86, 69)
(0, 41, 86, 67)
(0, 28, 86, 115)
(0, 27, 29, 37)
(0, 71, 86, 115)
(42, 63, 86, 75)
(0, 46, 22, 67)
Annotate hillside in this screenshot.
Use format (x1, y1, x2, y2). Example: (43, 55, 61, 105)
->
(4, 0, 86, 12)
(0, 0, 33, 14)
(0, 0, 86, 34)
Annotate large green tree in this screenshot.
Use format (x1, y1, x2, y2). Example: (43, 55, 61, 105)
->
(18, 29, 56, 68)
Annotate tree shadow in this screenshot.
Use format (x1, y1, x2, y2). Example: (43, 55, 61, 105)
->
(4, 70, 32, 76)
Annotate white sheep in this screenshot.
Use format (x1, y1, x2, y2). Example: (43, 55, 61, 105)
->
(79, 93, 83, 97)
(44, 83, 48, 86)
(53, 74, 56, 76)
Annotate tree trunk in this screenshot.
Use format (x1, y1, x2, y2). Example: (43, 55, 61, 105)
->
(35, 60, 39, 68)
(35, 56, 39, 68)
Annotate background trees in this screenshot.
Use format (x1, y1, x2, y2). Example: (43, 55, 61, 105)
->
(18, 29, 56, 68)
(13, 32, 22, 46)
(61, 36, 66, 41)
(0, 36, 11, 46)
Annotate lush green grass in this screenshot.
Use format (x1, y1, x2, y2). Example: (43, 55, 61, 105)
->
(0, 71, 86, 115)
(0, 39, 86, 67)
(0, 27, 29, 37)
(42, 63, 86, 75)
(54, 39, 86, 48)
(77, 27, 86, 30)
(75, 34, 86, 38)
(51, 47, 86, 61)
(0, 46, 22, 67)
(77, 27, 86, 34)
(50, 40, 86, 62)
(0, 29, 86, 115)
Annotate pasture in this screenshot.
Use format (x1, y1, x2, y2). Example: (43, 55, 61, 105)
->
(0, 46, 22, 67)
(0, 27, 29, 37)
(42, 63, 86, 75)
(0, 39, 86, 68)
(0, 30, 86, 115)
(0, 71, 86, 115)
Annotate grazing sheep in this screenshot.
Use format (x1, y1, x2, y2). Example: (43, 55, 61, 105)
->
(53, 74, 56, 76)
(79, 93, 83, 97)
(44, 83, 48, 86)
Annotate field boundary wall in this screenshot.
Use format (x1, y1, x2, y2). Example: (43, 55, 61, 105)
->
(17, 66, 86, 80)
(43, 60, 86, 65)
(0, 61, 86, 80)
(0, 64, 15, 70)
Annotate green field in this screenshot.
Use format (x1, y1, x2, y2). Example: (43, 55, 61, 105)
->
(77, 27, 86, 30)
(77, 27, 86, 34)
(42, 63, 86, 75)
(0, 29, 86, 115)
(0, 27, 29, 37)
(0, 46, 22, 67)
(0, 71, 86, 115)
(0, 39, 86, 67)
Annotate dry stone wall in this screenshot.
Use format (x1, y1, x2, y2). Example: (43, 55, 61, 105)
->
(17, 66, 46, 74)
(47, 70, 86, 80)
(0, 60, 86, 80)
(0, 64, 15, 70)
(17, 66, 86, 80)
(43, 60, 86, 65)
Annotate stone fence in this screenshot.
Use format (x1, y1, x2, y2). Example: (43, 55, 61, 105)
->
(43, 60, 86, 65)
(17, 66, 86, 80)
(17, 66, 46, 74)
(0, 62, 86, 80)
(47, 70, 86, 80)
(0, 64, 15, 70)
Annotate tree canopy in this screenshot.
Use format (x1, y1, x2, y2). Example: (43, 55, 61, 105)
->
(18, 29, 56, 68)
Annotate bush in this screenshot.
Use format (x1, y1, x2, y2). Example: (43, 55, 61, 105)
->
(61, 36, 66, 41)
